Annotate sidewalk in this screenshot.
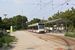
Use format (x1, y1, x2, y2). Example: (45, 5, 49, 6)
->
(46, 32, 64, 36)
(10, 31, 57, 50)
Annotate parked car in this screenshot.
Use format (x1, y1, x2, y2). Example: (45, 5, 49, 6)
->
(6, 30, 10, 33)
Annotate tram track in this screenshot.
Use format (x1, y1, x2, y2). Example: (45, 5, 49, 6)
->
(45, 34, 75, 50)
(33, 34, 75, 50)
(39, 36, 70, 50)
(46, 34, 75, 45)
(25, 31, 75, 50)
(40, 37, 67, 46)
(47, 34, 75, 42)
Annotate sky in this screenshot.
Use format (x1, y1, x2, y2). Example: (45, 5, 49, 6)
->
(0, 0, 75, 21)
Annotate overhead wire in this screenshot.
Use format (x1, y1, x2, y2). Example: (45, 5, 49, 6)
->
(37, 0, 71, 17)
(41, 1, 47, 4)
(31, 0, 53, 17)
(35, 1, 53, 18)
(0, 2, 39, 5)
(28, 0, 52, 20)
(29, 5, 39, 16)
(61, 4, 63, 11)
(28, 5, 39, 21)
(41, 0, 52, 4)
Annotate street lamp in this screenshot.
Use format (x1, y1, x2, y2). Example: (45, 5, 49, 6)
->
(4, 14, 7, 18)
(4, 14, 7, 33)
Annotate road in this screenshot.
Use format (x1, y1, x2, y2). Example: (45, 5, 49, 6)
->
(10, 31, 56, 50)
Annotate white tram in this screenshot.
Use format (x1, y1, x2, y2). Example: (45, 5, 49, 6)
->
(28, 23, 45, 33)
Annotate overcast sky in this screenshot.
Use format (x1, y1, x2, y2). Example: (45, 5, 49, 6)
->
(0, 0, 75, 21)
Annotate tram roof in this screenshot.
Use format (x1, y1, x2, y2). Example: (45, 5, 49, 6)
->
(45, 18, 71, 24)
(28, 23, 44, 27)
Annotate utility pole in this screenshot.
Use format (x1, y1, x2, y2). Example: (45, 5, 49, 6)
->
(43, 17, 44, 23)
(52, 0, 53, 9)
(4, 14, 7, 33)
(40, 0, 41, 10)
(22, 10, 23, 30)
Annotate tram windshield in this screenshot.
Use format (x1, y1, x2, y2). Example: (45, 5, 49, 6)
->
(39, 24, 44, 29)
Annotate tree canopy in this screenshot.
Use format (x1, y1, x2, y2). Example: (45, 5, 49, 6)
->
(0, 15, 28, 30)
(0, 7, 75, 31)
(27, 18, 41, 25)
(48, 7, 75, 30)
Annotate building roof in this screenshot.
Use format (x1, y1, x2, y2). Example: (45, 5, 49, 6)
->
(45, 18, 71, 24)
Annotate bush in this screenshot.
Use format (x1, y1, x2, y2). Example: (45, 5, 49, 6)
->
(64, 32, 75, 38)
(0, 38, 3, 47)
(68, 33, 72, 37)
(0, 33, 16, 47)
(64, 32, 68, 36)
(72, 33, 75, 37)
(68, 23, 74, 32)
(0, 33, 4, 38)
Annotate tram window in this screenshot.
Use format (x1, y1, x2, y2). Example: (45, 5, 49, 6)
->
(30, 27, 31, 29)
(33, 26, 35, 29)
(29, 27, 32, 29)
(28, 27, 29, 29)
(32, 26, 37, 30)
(31, 27, 32, 29)
(39, 25, 44, 29)
(28, 26, 38, 30)
(35, 26, 38, 30)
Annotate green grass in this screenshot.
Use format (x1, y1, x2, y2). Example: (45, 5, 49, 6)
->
(64, 32, 75, 38)
(72, 33, 75, 37)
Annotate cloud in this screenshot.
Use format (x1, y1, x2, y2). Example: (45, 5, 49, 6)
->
(14, 0, 38, 4)
(1, 0, 6, 2)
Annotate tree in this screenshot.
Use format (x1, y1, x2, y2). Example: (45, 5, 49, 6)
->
(12, 15, 28, 29)
(0, 17, 2, 28)
(0, 17, 2, 22)
(22, 16, 28, 29)
(48, 7, 75, 30)
(0, 15, 28, 30)
(30, 18, 41, 24)
(48, 17, 52, 21)
(40, 20, 48, 23)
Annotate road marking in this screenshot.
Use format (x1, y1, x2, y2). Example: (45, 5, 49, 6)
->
(59, 48, 63, 50)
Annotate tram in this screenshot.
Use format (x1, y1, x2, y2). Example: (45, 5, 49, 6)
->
(28, 23, 45, 33)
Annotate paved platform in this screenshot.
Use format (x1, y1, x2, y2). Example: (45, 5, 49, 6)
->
(10, 31, 56, 50)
